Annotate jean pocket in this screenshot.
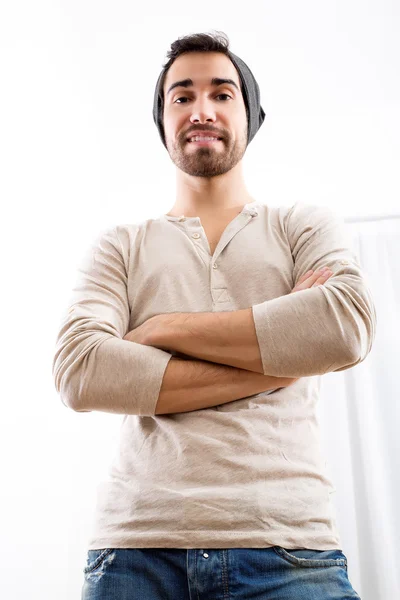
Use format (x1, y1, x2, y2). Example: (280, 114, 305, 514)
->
(273, 546, 347, 570)
(83, 548, 114, 574)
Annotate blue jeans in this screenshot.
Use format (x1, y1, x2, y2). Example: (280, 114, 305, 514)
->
(81, 546, 362, 599)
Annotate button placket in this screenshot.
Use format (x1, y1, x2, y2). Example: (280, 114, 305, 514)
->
(177, 217, 209, 263)
(209, 211, 257, 305)
(168, 207, 259, 265)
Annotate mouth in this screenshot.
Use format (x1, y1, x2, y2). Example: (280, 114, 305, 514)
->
(187, 138, 223, 145)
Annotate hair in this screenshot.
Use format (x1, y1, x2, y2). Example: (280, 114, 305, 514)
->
(159, 30, 245, 102)
(162, 30, 230, 70)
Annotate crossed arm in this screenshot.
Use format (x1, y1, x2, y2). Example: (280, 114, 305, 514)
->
(145, 308, 264, 374)
(122, 267, 318, 375)
(122, 269, 335, 375)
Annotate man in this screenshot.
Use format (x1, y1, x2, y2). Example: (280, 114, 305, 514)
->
(53, 31, 374, 599)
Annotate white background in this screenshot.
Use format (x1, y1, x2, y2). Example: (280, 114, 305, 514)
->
(1, 1, 399, 598)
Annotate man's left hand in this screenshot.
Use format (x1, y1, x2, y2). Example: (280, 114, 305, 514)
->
(123, 313, 179, 351)
(122, 314, 161, 345)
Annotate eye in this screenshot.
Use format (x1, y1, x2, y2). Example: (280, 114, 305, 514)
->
(174, 94, 232, 104)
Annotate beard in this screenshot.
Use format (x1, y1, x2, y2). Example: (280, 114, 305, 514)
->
(166, 128, 248, 178)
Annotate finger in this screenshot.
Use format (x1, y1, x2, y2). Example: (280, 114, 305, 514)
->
(297, 270, 314, 283)
(296, 269, 326, 287)
(304, 269, 330, 283)
(311, 271, 332, 287)
(291, 269, 331, 293)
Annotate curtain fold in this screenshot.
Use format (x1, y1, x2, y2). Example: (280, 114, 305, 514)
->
(319, 215, 400, 599)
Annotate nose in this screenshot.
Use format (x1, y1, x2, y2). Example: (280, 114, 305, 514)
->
(189, 98, 217, 125)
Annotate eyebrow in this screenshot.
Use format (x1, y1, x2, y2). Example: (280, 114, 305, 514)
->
(166, 77, 240, 96)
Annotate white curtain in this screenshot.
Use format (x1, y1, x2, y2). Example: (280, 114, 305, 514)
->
(318, 214, 400, 599)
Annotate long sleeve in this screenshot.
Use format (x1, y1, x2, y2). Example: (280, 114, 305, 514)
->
(251, 202, 377, 378)
(51, 225, 173, 414)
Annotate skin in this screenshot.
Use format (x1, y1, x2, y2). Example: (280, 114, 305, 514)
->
(161, 51, 255, 220)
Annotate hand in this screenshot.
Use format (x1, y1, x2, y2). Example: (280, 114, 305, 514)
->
(123, 314, 162, 345)
(123, 314, 208, 361)
(290, 268, 333, 294)
(123, 314, 190, 358)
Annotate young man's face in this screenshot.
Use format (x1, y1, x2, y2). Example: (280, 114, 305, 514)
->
(162, 52, 248, 178)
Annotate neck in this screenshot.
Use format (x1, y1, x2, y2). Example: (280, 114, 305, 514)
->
(168, 164, 253, 218)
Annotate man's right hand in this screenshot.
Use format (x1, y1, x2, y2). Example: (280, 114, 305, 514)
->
(290, 267, 333, 294)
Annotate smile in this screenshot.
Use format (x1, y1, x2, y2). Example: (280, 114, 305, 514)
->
(188, 139, 222, 145)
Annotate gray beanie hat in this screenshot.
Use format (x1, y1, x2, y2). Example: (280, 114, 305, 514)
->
(152, 50, 266, 149)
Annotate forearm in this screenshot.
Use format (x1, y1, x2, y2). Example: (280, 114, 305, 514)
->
(155, 356, 294, 415)
(154, 308, 264, 374)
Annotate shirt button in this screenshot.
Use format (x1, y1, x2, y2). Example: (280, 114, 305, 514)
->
(340, 260, 350, 265)
(203, 553, 209, 558)
(192, 233, 201, 239)
(178, 216, 185, 221)
(213, 263, 218, 269)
